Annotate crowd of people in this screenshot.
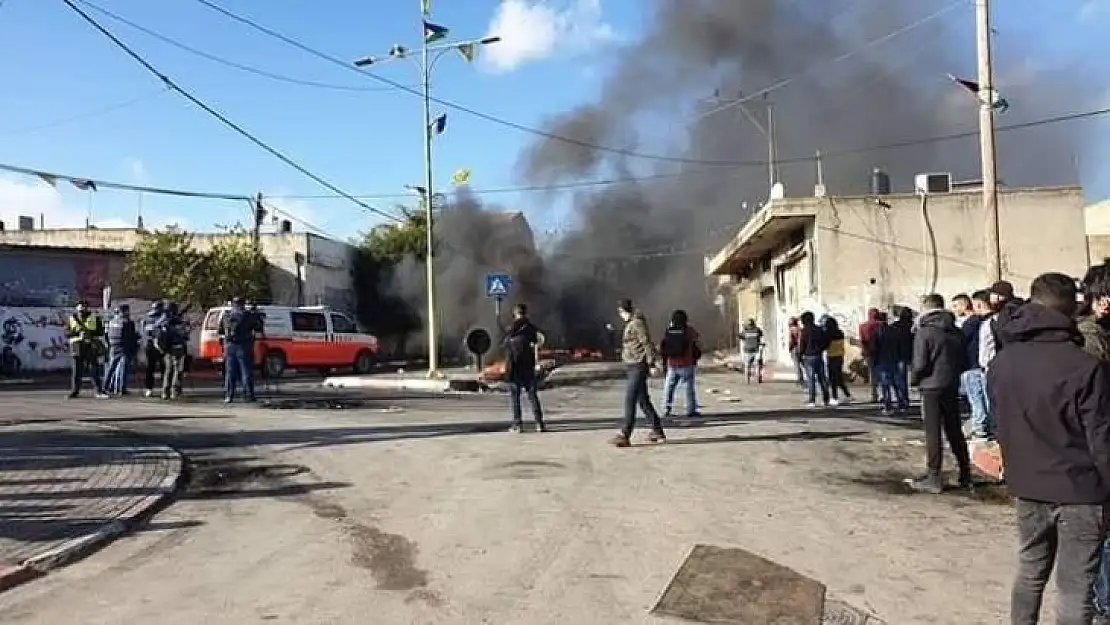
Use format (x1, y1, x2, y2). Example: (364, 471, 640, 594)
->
(65, 296, 264, 403)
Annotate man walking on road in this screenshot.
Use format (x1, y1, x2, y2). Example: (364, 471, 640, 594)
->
(503, 303, 546, 434)
(796, 311, 829, 408)
(610, 299, 665, 447)
(660, 309, 701, 417)
(739, 318, 764, 384)
(992, 273, 1110, 625)
(907, 293, 971, 494)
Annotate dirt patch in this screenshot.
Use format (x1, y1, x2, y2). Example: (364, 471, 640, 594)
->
(185, 462, 309, 494)
(485, 460, 567, 480)
(348, 523, 429, 591)
(653, 544, 826, 624)
(834, 469, 1011, 505)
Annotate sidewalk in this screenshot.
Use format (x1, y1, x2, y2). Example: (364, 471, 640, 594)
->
(0, 423, 183, 591)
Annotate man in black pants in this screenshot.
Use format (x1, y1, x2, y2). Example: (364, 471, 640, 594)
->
(142, 300, 164, 397)
(503, 303, 546, 433)
(609, 298, 665, 447)
(992, 273, 1110, 624)
(908, 293, 971, 494)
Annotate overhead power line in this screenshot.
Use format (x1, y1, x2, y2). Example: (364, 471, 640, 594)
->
(60, 0, 403, 223)
(188, 0, 965, 168)
(0, 160, 251, 200)
(268, 104, 1110, 200)
(76, 0, 410, 93)
(0, 87, 170, 136)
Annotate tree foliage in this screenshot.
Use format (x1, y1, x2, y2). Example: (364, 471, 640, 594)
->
(124, 227, 270, 309)
(352, 211, 426, 342)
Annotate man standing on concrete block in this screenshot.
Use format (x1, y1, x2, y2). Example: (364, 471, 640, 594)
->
(503, 303, 546, 434)
(610, 299, 665, 448)
(907, 293, 971, 494)
(991, 273, 1110, 624)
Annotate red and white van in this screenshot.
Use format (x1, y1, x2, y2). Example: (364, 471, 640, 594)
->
(199, 305, 379, 378)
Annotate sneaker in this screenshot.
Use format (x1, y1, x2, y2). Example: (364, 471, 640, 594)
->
(95, 393, 109, 399)
(829, 398, 840, 407)
(223, 397, 233, 404)
(806, 402, 817, 409)
(609, 434, 631, 448)
(647, 431, 667, 444)
(880, 408, 893, 417)
(144, 389, 154, 398)
(906, 475, 944, 495)
(508, 424, 523, 434)
(958, 474, 975, 491)
(534, 422, 548, 433)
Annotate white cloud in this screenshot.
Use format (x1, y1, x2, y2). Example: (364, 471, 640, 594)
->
(0, 175, 185, 231)
(1079, 0, 1105, 23)
(481, 0, 616, 73)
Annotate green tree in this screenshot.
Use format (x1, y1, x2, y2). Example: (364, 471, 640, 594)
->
(352, 211, 427, 344)
(123, 228, 206, 306)
(124, 227, 270, 309)
(205, 229, 271, 304)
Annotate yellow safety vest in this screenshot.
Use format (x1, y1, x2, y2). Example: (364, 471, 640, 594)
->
(67, 314, 102, 345)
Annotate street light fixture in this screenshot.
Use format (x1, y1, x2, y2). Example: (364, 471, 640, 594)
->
(354, 21, 499, 378)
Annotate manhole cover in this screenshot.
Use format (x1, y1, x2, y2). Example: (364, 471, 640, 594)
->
(653, 544, 825, 624)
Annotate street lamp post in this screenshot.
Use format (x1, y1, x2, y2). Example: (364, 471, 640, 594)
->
(701, 92, 778, 197)
(355, 20, 499, 378)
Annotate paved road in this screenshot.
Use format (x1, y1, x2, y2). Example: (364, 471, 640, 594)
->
(0, 375, 1023, 624)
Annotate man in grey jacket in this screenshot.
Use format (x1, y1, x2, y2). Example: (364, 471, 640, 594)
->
(610, 298, 666, 447)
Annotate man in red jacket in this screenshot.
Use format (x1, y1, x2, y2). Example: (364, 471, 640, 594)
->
(858, 308, 882, 403)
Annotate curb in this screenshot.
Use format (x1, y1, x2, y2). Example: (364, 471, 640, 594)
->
(0, 435, 185, 593)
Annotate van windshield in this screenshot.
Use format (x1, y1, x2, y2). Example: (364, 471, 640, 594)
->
(202, 310, 223, 331)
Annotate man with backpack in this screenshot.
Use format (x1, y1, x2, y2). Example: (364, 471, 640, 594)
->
(220, 297, 258, 403)
(503, 303, 546, 433)
(660, 309, 702, 418)
(740, 318, 764, 384)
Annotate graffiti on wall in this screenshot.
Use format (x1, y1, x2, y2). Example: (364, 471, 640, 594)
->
(0, 253, 108, 307)
(0, 307, 72, 373)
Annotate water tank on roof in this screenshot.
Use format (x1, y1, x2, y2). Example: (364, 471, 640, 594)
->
(871, 168, 891, 195)
(17, 216, 34, 231)
(280, 219, 292, 234)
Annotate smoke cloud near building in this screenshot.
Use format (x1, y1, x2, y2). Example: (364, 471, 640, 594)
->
(398, 0, 1103, 354)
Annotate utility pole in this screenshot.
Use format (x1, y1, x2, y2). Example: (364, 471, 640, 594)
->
(976, 0, 1002, 282)
(766, 97, 777, 191)
(253, 192, 265, 246)
(419, 19, 441, 379)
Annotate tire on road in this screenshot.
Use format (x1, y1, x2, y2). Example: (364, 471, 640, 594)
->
(263, 350, 287, 379)
(353, 350, 375, 374)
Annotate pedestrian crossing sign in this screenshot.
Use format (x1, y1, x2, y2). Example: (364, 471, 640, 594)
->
(485, 273, 511, 299)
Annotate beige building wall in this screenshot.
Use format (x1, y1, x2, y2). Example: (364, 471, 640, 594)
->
(815, 186, 1088, 327)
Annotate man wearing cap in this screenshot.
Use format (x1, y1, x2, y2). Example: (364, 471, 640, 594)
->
(65, 301, 107, 399)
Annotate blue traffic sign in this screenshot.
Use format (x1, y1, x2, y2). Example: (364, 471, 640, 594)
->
(485, 273, 512, 299)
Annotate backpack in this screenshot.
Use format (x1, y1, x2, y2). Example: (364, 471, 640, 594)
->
(153, 319, 172, 352)
(660, 326, 694, 360)
(224, 311, 244, 343)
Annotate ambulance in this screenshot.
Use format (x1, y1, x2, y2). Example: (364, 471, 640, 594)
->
(199, 305, 379, 378)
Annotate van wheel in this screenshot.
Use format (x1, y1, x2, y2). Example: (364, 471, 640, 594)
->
(353, 350, 375, 374)
(263, 351, 286, 378)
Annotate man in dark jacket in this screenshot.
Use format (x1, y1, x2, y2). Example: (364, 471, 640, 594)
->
(155, 301, 189, 400)
(988, 279, 1026, 353)
(992, 273, 1110, 624)
(908, 294, 971, 494)
(961, 290, 994, 441)
(661, 309, 702, 416)
(859, 308, 883, 402)
(142, 300, 164, 397)
(890, 307, 915, 412)
(220, 298, 258, 403)
(103, 304, 139, 396)
(796, 311, 829, 407)
(504, 303, 545, 433)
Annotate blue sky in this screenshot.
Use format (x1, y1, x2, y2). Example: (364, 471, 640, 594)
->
(0, 0, 1106, 241)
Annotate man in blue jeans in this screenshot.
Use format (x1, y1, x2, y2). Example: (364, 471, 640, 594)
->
(660, 309, 701, 417)
(795, 312, 829, 407)
(960, 290, 993, 440)
(219, 298, 258, 403)
(503, 303, 546, 433)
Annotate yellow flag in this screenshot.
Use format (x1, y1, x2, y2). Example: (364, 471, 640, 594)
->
(451, 168, 471, 185)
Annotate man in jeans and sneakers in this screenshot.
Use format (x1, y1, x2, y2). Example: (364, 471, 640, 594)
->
(907, 293, 971, 494)
(962, 290, 994, 441)
(610, 299, 665, 447)
(660, 309, 701, 418)
(503, 303, 546, 434)
(992, 273, 1110, 625)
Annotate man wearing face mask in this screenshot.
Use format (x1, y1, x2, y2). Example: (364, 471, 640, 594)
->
(65, 301, 107, 399)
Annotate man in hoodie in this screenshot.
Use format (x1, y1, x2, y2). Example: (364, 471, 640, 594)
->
(961, 290, 994, 441)
(986, 279, 1025, 353)
(503, 303, 546, 434)
(610, 298, 665, 447)
(660, 309, 701, 417)
(890, 307, 915, 412)
(859, 309, 883, 403)
(867, 311, 902, 416)
(991, 273, 1110, 624)
(1078, 263, 1110, 362)
(908, 294, 971, 494)
(102, 304, 139, 396)
(796, 311, 830, 408)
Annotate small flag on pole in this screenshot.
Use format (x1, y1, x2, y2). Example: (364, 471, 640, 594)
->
(423, 21, 449, 44)
(70, 178, 98, 192)
(451, 168, 471, 185)
(420, 0, 431, 15)
(429, 113, 447, 135)
(36, 173, 57, 187)
(457, 43, 476, 62)
(947, 74, 1010, 113)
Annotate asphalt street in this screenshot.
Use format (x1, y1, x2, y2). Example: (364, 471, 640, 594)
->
(0, 373, 1023, 624)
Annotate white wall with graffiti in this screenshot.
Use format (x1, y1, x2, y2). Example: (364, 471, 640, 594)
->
(0, 301, 202, 374)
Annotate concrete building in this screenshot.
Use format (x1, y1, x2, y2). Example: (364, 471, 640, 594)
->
(705, 185, 1088, 366)
(0, 225, 356, 310)
(1085, 199, 1110, 264)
